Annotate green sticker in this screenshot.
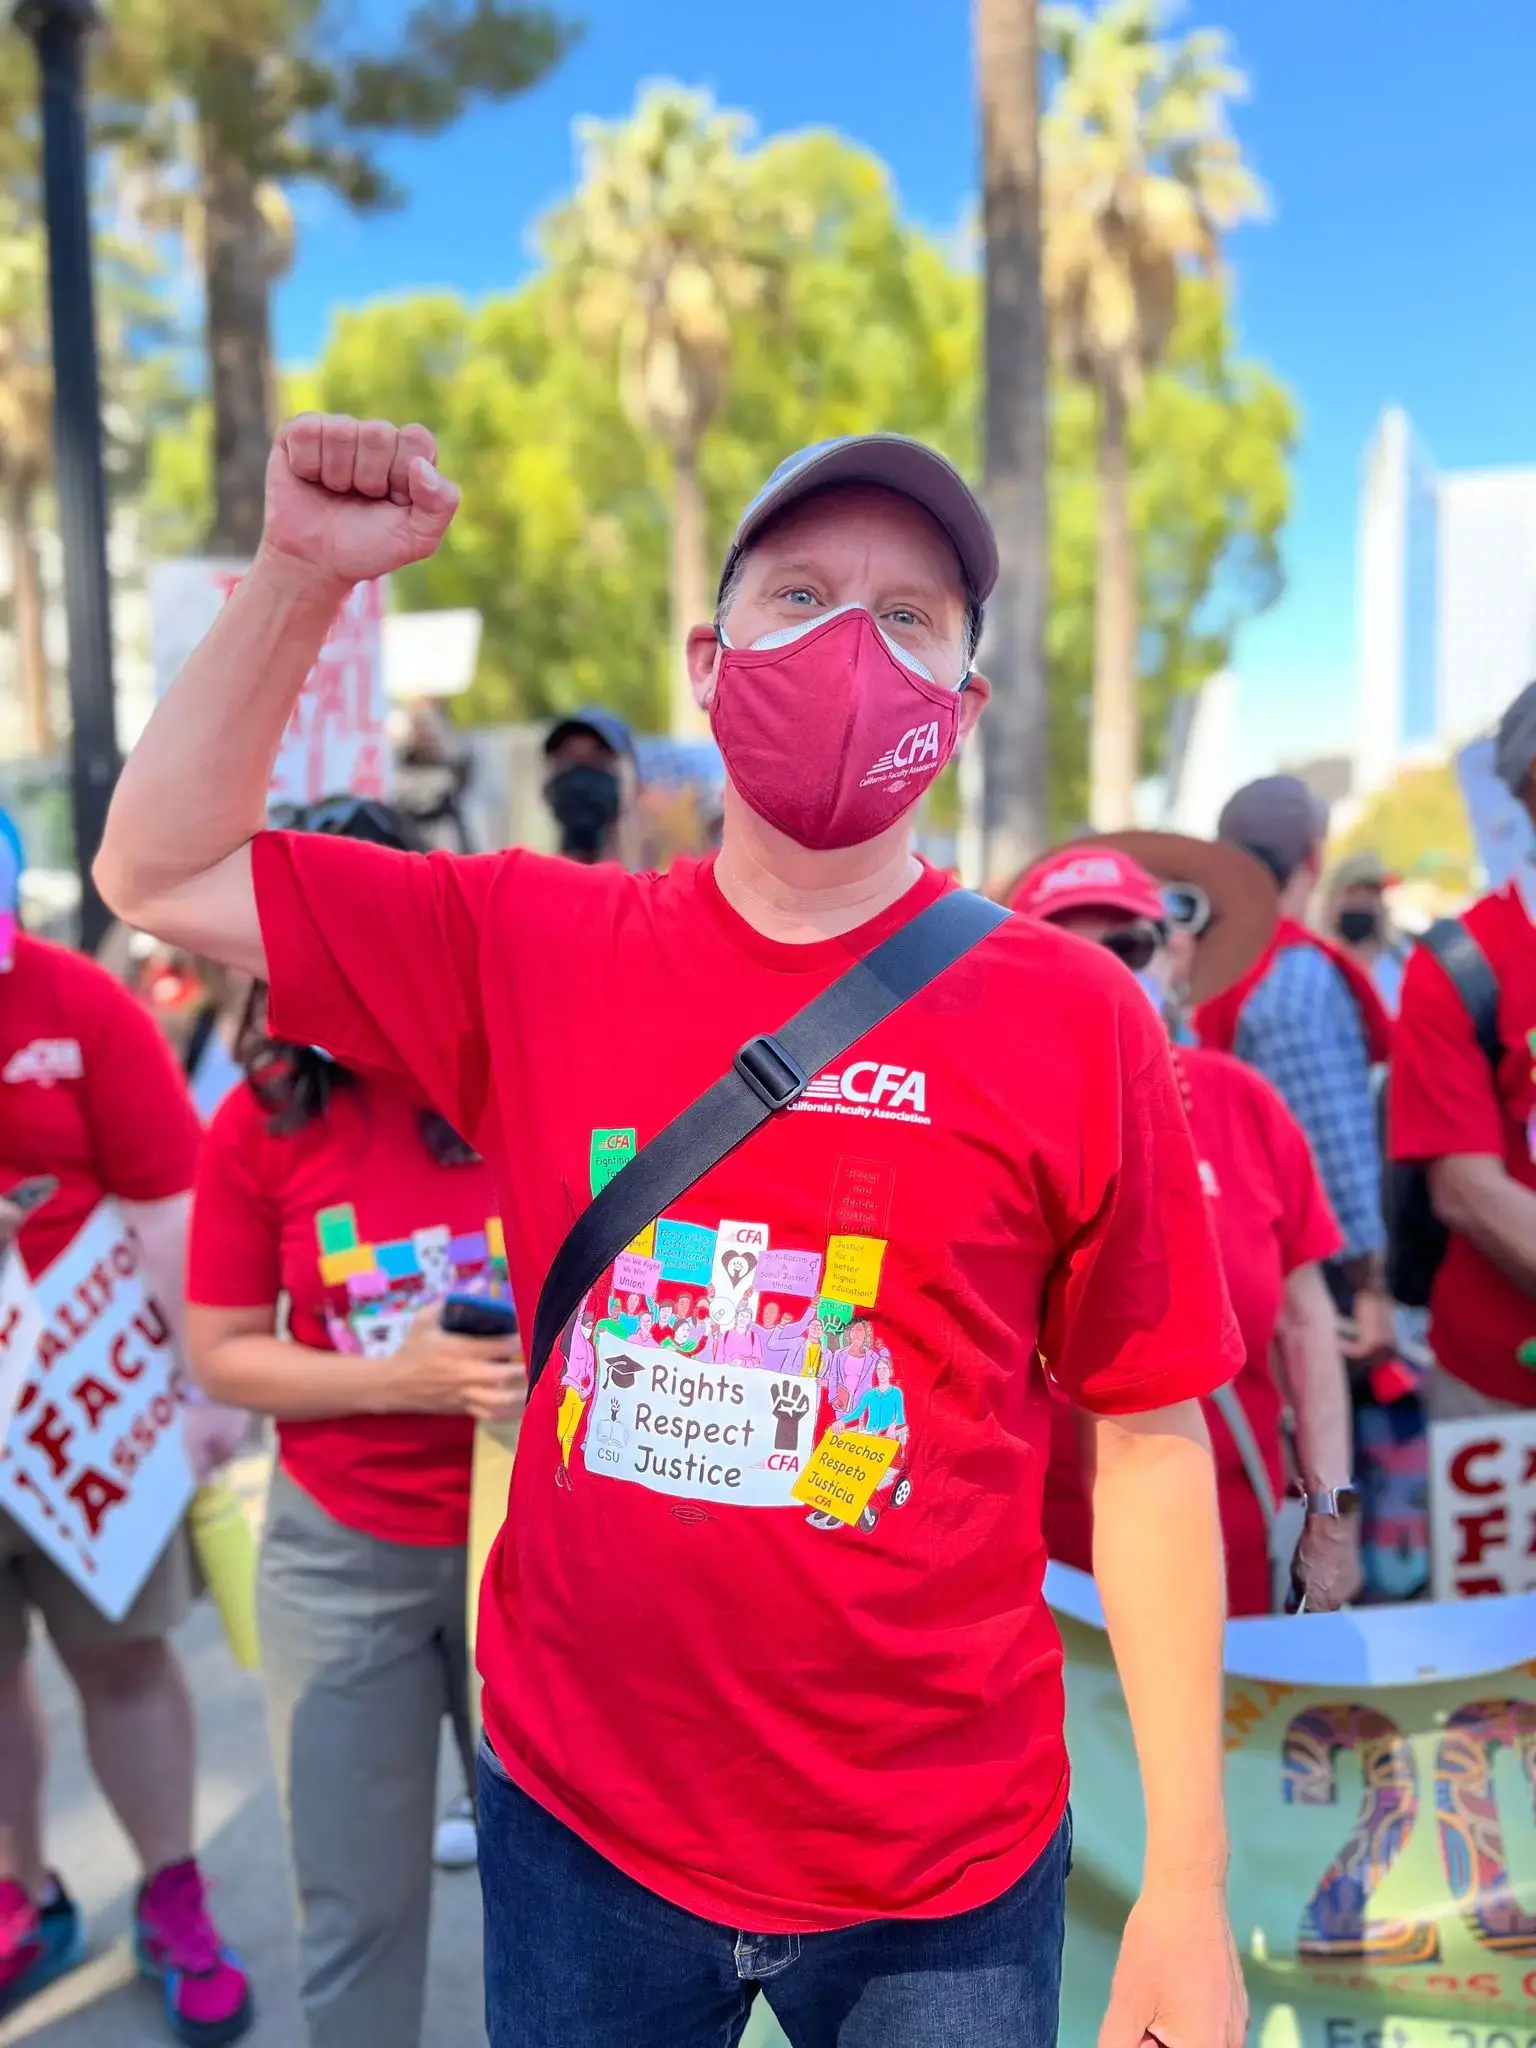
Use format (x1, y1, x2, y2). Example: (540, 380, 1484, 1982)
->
(816, 1297, 855, 1331)
(316, 1204, 360, 1256)
(589, 1127, 637, 1196)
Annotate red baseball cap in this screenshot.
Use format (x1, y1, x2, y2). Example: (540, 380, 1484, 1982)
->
(1009, 844, 1165, 925)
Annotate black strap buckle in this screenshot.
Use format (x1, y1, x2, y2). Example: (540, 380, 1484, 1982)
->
(733, 1035, 808, 1111)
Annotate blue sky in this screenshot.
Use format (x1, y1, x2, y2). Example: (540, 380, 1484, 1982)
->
(276, 0, 1536, 772)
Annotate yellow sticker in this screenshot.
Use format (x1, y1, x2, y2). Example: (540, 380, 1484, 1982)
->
(486, 1217, 506, 1262)
(792, 1429, 899, 1524)
(320, 1245, 376, 1286)
(625, 1221, 657, 1259)
(823, 1234, 887, 1305)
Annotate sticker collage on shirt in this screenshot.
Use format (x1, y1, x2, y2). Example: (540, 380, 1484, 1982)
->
(315, 1205, 510, 1357)
(557, 1133, 916, 1534)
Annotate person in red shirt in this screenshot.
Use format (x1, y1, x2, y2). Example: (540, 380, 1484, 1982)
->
(1013, 837, 1363, 1617)
(185, 797, 522, 2048)
(98, 417, 1249, 2047)
(0, 808, 252, 2044)
(1392, 679, 1536, 1421)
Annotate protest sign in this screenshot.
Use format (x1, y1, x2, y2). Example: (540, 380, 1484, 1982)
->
(1429, 1411, 1536, 1601)
(150, 561, 390, 812)
(1, 1204, 193, 1621)
(583, 1336, 814, 1507)
(1457, 735, 1535, 889)
(0, 1251, 43, 1442)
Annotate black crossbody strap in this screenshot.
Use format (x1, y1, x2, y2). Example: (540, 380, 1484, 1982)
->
(1420, 919, 1501, 1064)
(527, 889, 1010, 1393)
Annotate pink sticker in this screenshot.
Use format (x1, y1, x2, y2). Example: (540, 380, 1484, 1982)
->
(613, 1252, 662, 1296)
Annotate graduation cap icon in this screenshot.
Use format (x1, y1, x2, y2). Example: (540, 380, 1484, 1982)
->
(606, 1354, 642, 1389)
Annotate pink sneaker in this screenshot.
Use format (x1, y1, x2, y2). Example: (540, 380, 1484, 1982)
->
(0, 1876, 84, 2009)
(134, 1861, 253, 2045)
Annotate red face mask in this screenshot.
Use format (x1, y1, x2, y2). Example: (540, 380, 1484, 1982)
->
(709, 606, 964, 851)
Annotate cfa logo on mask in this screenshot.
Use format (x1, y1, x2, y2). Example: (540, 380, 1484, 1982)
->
(861, 721, 943, 792)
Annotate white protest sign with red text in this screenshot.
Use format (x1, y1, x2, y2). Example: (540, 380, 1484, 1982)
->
(1, 1204, 193, 1621)
(149, 560, 391, 812)
(1427, 1410, 1536, 1600)
(0, 1252, 43, 1444)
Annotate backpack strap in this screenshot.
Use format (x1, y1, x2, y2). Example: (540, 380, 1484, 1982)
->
(1418, 920, 1501, 1064)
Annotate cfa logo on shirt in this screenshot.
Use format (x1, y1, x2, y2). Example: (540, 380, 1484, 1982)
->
(2, 1038, 84, 1088)
(798, 1062, 930, 1125)
(861, 721, 943, 792)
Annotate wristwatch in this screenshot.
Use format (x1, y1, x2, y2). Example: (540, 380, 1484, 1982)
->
(1300, 1485, 1361, 1519)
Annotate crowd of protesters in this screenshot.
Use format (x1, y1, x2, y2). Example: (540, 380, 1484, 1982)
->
(0, 410, 1530, 2047)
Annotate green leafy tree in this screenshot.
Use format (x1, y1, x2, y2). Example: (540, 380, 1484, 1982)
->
(1332, 764, 1475, 895)
(88, 0, 578, 555)
(0, 172, 184, 755)
(1043, 0, 1265, 828)
(543, 83, 805, 734)
(144, 127, 1293, 797)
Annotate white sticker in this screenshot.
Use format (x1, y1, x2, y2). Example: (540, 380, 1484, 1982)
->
(710, 1217, 771, 1319)
(583, 1333, 815, 1507)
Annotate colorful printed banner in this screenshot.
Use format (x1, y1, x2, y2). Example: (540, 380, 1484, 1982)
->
(1, 1204, 193, 1621)
(1429, 1412, 1536, 1601)
(742, 1577, 1536, 2048)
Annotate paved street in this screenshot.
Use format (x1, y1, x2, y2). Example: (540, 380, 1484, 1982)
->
(0, 1603, 488, 2048)
(0, 1455, 790, 2048)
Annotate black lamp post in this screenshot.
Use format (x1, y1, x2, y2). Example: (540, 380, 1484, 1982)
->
(15, 0, 118, 953)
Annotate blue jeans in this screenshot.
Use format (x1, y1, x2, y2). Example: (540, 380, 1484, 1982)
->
(477, 1739, 1069, 2047)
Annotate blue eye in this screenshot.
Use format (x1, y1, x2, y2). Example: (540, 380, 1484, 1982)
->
(783, 588, 819, 606)
(887, 607, 921, 629)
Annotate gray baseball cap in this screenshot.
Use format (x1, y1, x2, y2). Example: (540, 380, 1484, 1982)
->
(1217, 775, 1331, 886)
(718, 435, 999, 607)
(1495, 679, 1536, 796)
(544, 706, 635, 765)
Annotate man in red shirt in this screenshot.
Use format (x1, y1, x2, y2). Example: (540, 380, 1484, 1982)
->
(97, 416, 1247, 2047)
(1391, 679, 1536, 1422)
(0, 854, 252, 2043)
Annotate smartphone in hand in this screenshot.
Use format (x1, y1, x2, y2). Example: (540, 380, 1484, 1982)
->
(4, 1176, 58, 1218)
(440, 1294, 517, 1340)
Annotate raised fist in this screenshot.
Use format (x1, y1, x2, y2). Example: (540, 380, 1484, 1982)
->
(261, 413, 461, 587)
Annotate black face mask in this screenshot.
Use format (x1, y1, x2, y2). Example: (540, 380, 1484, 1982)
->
(546, 764, 621, 862)
(1336, 907, 1382, 946)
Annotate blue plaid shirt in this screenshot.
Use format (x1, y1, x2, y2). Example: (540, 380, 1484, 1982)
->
(1233, 944, 1386, 1261)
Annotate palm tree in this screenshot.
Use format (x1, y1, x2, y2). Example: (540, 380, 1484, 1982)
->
(1043, 0, 1264, 827)
(0, 225, 56, 754)
(95, 2, 577, 555)
(976, 0, 1050, 882)
(546, 84, 797, 735)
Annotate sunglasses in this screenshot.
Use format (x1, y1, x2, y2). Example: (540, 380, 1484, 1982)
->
(1097, 920, 1164, 973)
(1162, 883, 1214, 937)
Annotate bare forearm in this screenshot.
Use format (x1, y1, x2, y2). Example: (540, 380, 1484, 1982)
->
(1275, 1264, 1353, 1490)
(191, 1329, 392, 1421)
(96, 548, 346, 950)
(1092, 1400, 1228, 1886)
(1430, 1156, 1536, 1298)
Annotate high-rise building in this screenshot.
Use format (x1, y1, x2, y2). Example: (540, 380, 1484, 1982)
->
(1355, 408, 1536, 791)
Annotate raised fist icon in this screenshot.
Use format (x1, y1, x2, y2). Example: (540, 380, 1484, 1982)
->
(770, 1379, 812, 1451)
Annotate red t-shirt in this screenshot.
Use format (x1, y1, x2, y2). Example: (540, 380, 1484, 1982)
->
(252, 835, 1240, 1933)
(189, 1079, 503, 1546)
(1391, 884, 1536, 1406)
(0, 934, 200, 1275)
(1043, 1047, 1340, 1615)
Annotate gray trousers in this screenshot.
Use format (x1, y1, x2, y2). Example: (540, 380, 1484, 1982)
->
(257, 1465, 474, 2048)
